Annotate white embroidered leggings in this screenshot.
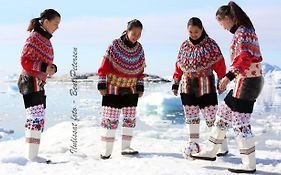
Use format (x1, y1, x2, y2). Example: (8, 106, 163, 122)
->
(215, 103, 253, 139)
(101, 106, 137, 129)
(183, 105, 218, 127)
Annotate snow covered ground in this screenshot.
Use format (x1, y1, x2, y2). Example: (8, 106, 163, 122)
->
(0, 119, 280, 175)
(0, 67, 281, 174)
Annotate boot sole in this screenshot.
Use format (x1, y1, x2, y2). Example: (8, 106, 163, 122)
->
(217, 151, 229, 157)
(100, 154, 111, 159)
(121, 151, 139, 155)
(190, 155, 216, 161)
(228, 168, 256, 173)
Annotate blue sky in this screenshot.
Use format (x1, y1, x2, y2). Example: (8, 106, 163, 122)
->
(0, 0, 281, 76)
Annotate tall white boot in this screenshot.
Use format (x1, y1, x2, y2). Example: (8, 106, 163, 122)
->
(183, 124, 200, 158)
(228, 137, 256, 173)
(25, 129, 50, 163)
(100, 129, 116, 159)
(25, 129, 41, 161)
(121, 127, 138, 155)
(217, 136, 229, 156)
(191, 126, 226, 161)
(207, 127, 229, 157)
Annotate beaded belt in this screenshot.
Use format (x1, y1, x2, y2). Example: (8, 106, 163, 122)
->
(107, 73, 137, 87)
(183, 69, 213, 79)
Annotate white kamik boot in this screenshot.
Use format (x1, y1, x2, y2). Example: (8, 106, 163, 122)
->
(183, 124, 200, 158)
(217, 136, 229, 156)
(228, 137, 256, 173)
(100, 129, 116, 159)
(207, 126, 229, 157)
(191, 126, 226, 161)
(121, 127, 138, 155)
(25, 129, 41, 161)
(25, 129, 50, 163)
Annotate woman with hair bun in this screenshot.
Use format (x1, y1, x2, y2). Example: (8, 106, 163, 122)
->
(18, 9, 61, 163)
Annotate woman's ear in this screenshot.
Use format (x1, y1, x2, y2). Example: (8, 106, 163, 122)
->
(224, 16, 231, 22)
(42, 19, 49, 26)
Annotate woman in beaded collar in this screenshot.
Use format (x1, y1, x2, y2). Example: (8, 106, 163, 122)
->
(172, 17, 227, 159)
(97, 19, 146, 159)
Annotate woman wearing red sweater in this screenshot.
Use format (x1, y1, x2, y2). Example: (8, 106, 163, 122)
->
(191, 2, 264, 173)
(97, 19, 145, 159)
(172, 17, 227, 158)
(18, 9, 60, 163)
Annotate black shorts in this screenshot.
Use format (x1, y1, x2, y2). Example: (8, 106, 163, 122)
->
(180, 93, 218, 109)
(225, 76, 264, 113)
(102, 94, 139, 109)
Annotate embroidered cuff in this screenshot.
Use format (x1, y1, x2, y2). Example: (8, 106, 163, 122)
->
(172, 84, 179, 90)
(98, 77, 107, 90)
(40, 62, 48, 73)
(225, 71, 235, 81)
(136, 85, 144, 92)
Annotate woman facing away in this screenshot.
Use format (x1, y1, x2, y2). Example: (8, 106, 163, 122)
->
(172, 17, 227, 158)
(97, 19, 146, 159)
(18, 9, 60, 163)
(191, 1, 264, 174)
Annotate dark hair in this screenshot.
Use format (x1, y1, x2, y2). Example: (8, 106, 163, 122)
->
(27, 9, 61, 32)
(122, 19, 143, 35)
(187, 17, 208, 36)
(216, 1, 254, 29)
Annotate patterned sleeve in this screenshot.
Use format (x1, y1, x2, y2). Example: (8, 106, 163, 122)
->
(97, 45, 112, 90)
(172, 46, 184, 90)
(20, 36, 48, 73)
(211, 41, 227, 80)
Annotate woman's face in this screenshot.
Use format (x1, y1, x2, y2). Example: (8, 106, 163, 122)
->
(188, 25, 203, 40)
(42, 16, 61, 34)
(217, 16, 235, 31)
(127, 27, 142, 43)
